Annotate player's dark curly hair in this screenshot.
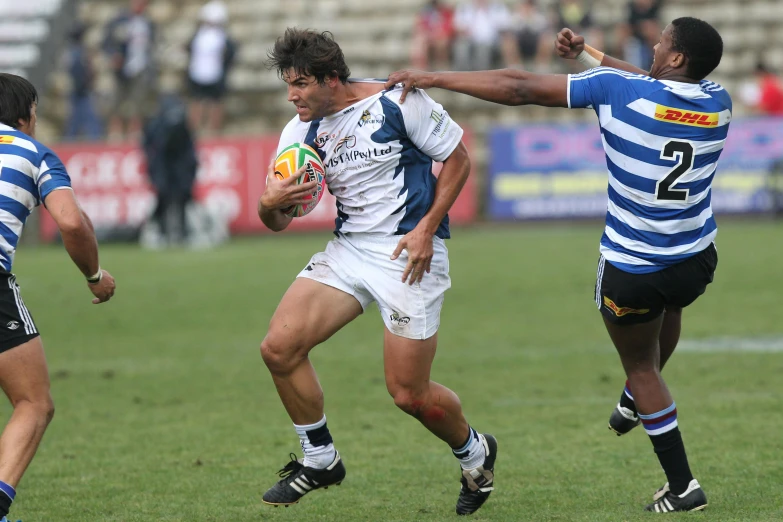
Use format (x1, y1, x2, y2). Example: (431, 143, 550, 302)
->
(267, 28, 351, 85)
(0, 73, 38, 128)
(670, 17, 723, 81)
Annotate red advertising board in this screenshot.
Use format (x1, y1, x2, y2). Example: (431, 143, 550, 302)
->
(41, 133, 477, 241)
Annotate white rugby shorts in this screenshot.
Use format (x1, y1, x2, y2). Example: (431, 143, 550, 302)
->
(297, 233, 451, 340)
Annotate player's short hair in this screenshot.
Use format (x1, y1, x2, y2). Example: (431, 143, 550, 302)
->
(0, 73, 38, 129)
(670, 17, 723, 81)
(267, 28, 351, 85)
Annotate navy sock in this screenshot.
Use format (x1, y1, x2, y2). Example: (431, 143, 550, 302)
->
(640, 404, 694, 495)
(0, 480, 15, 518)
(619, 380, 637, 414)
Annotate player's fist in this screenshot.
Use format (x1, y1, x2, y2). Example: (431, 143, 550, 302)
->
(88, 270, 115, 304)
(555, 28, 585, 60)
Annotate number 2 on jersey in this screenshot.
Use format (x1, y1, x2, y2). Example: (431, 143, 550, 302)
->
(656, 140, 694, 202)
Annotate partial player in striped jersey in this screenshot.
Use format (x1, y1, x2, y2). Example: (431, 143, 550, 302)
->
(0, 74, 116, 521)
(387, 16, 726, 513)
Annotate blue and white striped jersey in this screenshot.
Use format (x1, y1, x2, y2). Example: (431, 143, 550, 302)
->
(0, 123, 72, 271)
(568, 67, 732, 274)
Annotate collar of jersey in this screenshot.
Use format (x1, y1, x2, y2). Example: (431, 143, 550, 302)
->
(323, 90, 385, 120)
(658, 80, 703, 92)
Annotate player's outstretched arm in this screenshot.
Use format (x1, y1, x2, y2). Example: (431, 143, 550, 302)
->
(385, 69, 569, 107)
(44, 189, 116, 304)
(555, 28, 649, 75)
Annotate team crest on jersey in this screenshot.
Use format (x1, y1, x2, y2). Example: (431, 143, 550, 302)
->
(358, 109, 385, 128)
(334, 135, 356, 154)
(654, 105, 719, 127)
(603, 296, 650, 317)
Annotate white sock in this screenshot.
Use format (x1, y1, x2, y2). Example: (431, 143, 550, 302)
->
(452, 427, 486, 470)
(294, 415, 336, 469)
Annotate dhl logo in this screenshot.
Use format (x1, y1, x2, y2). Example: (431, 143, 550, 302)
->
(654, 105, 719, 127)
(603, 296, 650, 317)
(0, 136, 14, 144)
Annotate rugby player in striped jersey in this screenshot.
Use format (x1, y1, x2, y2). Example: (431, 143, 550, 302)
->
(387, 17, 728, 513)
(0, 74, 116, 522)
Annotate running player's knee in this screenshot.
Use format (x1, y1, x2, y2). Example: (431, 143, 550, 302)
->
(389, 387, 436, 419)
(13, 395, 55, 426)
(260, 334, 307, 375)
(41, 396, 55, 425)
(391, 389, 422, 416)
(626, 365, 661, 380)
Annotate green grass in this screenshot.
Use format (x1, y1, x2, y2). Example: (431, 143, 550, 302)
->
(3, 220, 783, 521)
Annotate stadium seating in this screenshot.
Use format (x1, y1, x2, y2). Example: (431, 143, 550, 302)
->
(0, 0, 770, 148)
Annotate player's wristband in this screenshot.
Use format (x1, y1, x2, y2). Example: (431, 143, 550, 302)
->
(86, 268, 102, 284)
(576, 50, 601, 69)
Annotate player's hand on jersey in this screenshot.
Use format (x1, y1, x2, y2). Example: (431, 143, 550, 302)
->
(391, 226, 434, 285)
(555, 28, 585, 60)
(259, 160, 318, 212)
(385, 70, 434, 104)
(88, 270, 116, 304)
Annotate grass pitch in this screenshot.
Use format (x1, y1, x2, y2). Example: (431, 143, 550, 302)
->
(4, 220, 783, 521)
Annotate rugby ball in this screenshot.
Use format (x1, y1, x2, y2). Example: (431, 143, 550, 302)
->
(274, 143, 326, 217)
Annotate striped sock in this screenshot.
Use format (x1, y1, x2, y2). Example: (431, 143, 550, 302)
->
(452, 427, 485, 470)
(0, 480, 14, 518)
(619, 380, 637, 415)
(639, 402, 678, 436)
(294, 415, 336, 470)
(641, 403, 694, 495)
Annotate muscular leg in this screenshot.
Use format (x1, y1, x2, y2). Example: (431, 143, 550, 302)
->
(0, 337, 55, 517)
(659, 306, 682, 370)
(614, 306, 682, 420)
(383, 330, 469, 448)
(604, 315, 671, 415)
(260, 278, 363, 425)
(604, 315, 696, 497)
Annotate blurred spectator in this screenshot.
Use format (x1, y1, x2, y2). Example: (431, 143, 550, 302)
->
(555, 0, 603, 68)
(142, 94, 198, 247)
(410, 0, 454, 70)
(501, 0, 552, 72)
(453, 0, 510, 71)
(186, 0, 237, 134)
(63, 23, 103, 141)
(615, 0, 662, 71)
(739, 62, 783, 116)
(102, 0, 157, 142)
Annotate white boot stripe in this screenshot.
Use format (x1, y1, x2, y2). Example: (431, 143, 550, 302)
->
(294, 477, 312, 490)
(289, 482, 306, 495)
(326, 453, 341, 470)
(663, 498, 673, 511)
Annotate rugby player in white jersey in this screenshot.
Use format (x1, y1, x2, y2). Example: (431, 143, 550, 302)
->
(256, 29, 495, 515)
(387, 17, 728, 513)
(0, 74, 116, 522)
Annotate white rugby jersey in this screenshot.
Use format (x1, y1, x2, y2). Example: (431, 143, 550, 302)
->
(568, 67, 732, 274)
(0, 123, 72, 271)
(277, 81, 464, 238)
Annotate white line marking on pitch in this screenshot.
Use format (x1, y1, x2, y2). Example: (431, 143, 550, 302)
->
(678, 336, 783, 353)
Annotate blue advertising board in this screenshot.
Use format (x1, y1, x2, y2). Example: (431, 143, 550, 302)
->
(488, 118, 783, 219)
